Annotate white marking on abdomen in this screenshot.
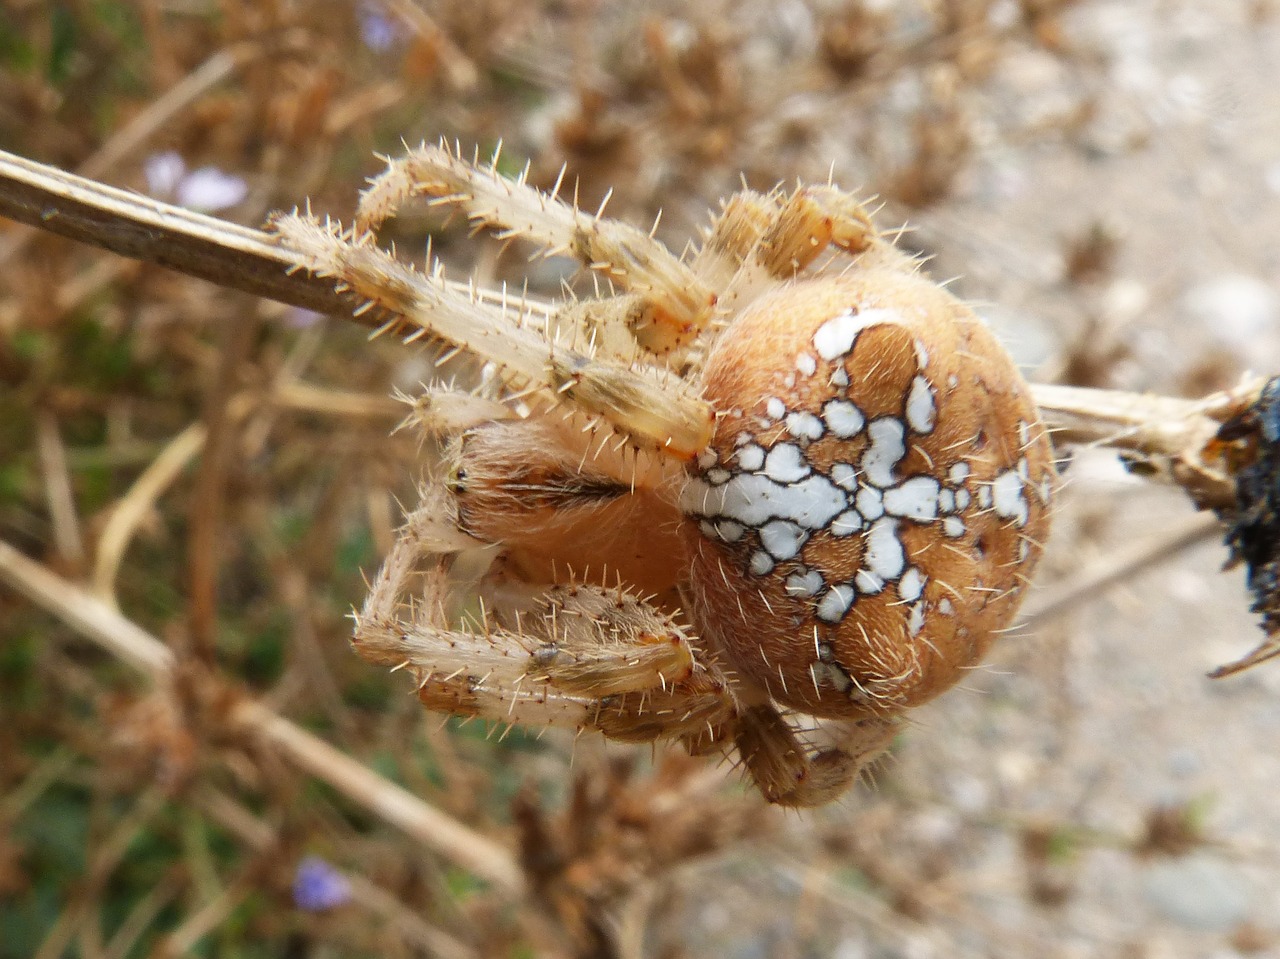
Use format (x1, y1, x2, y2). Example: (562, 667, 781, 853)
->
(816, 584, 855, 622)
(785, 568, 825, 597)
(682, 471, 846, 530)
(760, 520, 808, 560)
(831, 510, 861, 536)
(861, 418, 907, 488)
(811, 307, 900, 361)
(906, 375, 936, 434)
(822, 399, 865, 438)
(736, 444, 765, 471)
(856, 485, 884, 521)
(991, 464, 1029, 527)
(786, 411, 825, 441)
(764, 443, 810, 483)
(898, 566, 926, 602)
(864, 517, 906, 580)
(883, 476, 941, 522)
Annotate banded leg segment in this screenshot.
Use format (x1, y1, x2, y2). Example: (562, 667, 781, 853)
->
(271, 213, 714, 458)
(354, 510, 736, 741)
(686, 185, 885, 363)
(356, 143, 717, 355)
(694, 185, 878, 282)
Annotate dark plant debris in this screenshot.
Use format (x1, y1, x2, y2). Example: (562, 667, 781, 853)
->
(1210, 376, 1280, 677)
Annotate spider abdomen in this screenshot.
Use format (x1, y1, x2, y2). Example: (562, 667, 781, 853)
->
(681, 272, 1054, 719)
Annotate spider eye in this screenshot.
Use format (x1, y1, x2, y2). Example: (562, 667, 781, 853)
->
(681, 272, 1055, 719)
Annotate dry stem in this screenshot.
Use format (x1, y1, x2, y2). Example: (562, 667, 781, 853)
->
(0, 539, 525, 894)
(1030, 380, 1258, 509)
(0, 149, 353, 319)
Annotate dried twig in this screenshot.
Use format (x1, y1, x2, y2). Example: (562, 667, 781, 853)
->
(0, 149, 356, 318)
(187, 310, 257, 662)
(35, 411, 86, 566)
(0, 149, 526, 325)
(151, 867, 256, 959)
(93, 423, 207, 606)
(32, 787, 169, 959)
(1019, 513, 1221, 628)
(0, 538, 526, 894)
(1031, 381, 1258, 509)
(0, 36, 307, 266)
(91, 384, 400, 605)
(192, 787, 477, 959)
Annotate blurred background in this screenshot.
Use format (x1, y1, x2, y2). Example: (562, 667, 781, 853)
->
(2, 1, 1279, 956)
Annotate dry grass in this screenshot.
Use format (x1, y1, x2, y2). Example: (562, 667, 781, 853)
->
(2, 2, 1279, 957)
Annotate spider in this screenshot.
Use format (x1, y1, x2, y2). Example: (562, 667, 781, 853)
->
(271, 144, 1055, 807)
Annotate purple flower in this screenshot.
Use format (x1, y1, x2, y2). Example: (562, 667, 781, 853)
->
(176, 166, 248, 212)
(143, 152, 248, 213)
(284, 306, 325, 329)
(293, 856, 352, 912)
(144, 151, 186, 196)
(359, 1, 403, 52)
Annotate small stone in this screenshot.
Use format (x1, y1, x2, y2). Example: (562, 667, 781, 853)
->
(1183, 274, 1279, 354)
(1142, 854, 1253, 931)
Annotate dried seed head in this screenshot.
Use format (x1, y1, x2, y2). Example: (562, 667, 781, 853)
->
(681, 272, 1054, 718)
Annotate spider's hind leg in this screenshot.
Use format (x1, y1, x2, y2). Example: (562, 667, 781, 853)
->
(439, 411, 690, 597)
(354, 537, 737, 743)
(734, 703, 898, 808)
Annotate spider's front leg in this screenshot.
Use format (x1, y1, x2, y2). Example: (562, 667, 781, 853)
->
(271, 212, 714, 458)
(356, 142, 718, 356)
(691, 181, 913, 329)
(709, 186, 878, 277)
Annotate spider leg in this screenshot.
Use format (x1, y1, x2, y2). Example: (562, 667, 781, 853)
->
(272, 213, 713, 458)
(354, 523, 736, 742)
(693, 183, 896, 315)
(694, 183, 879, 280)
(397, 386, 515, 440)
(733, 702, 898, 808)
(688, 189, 779, 293)
(356, 142, 717, 355)
(394, 379, 688, 597)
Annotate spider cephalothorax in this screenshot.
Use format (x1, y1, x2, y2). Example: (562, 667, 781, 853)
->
(272, 144, 1054, 807)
